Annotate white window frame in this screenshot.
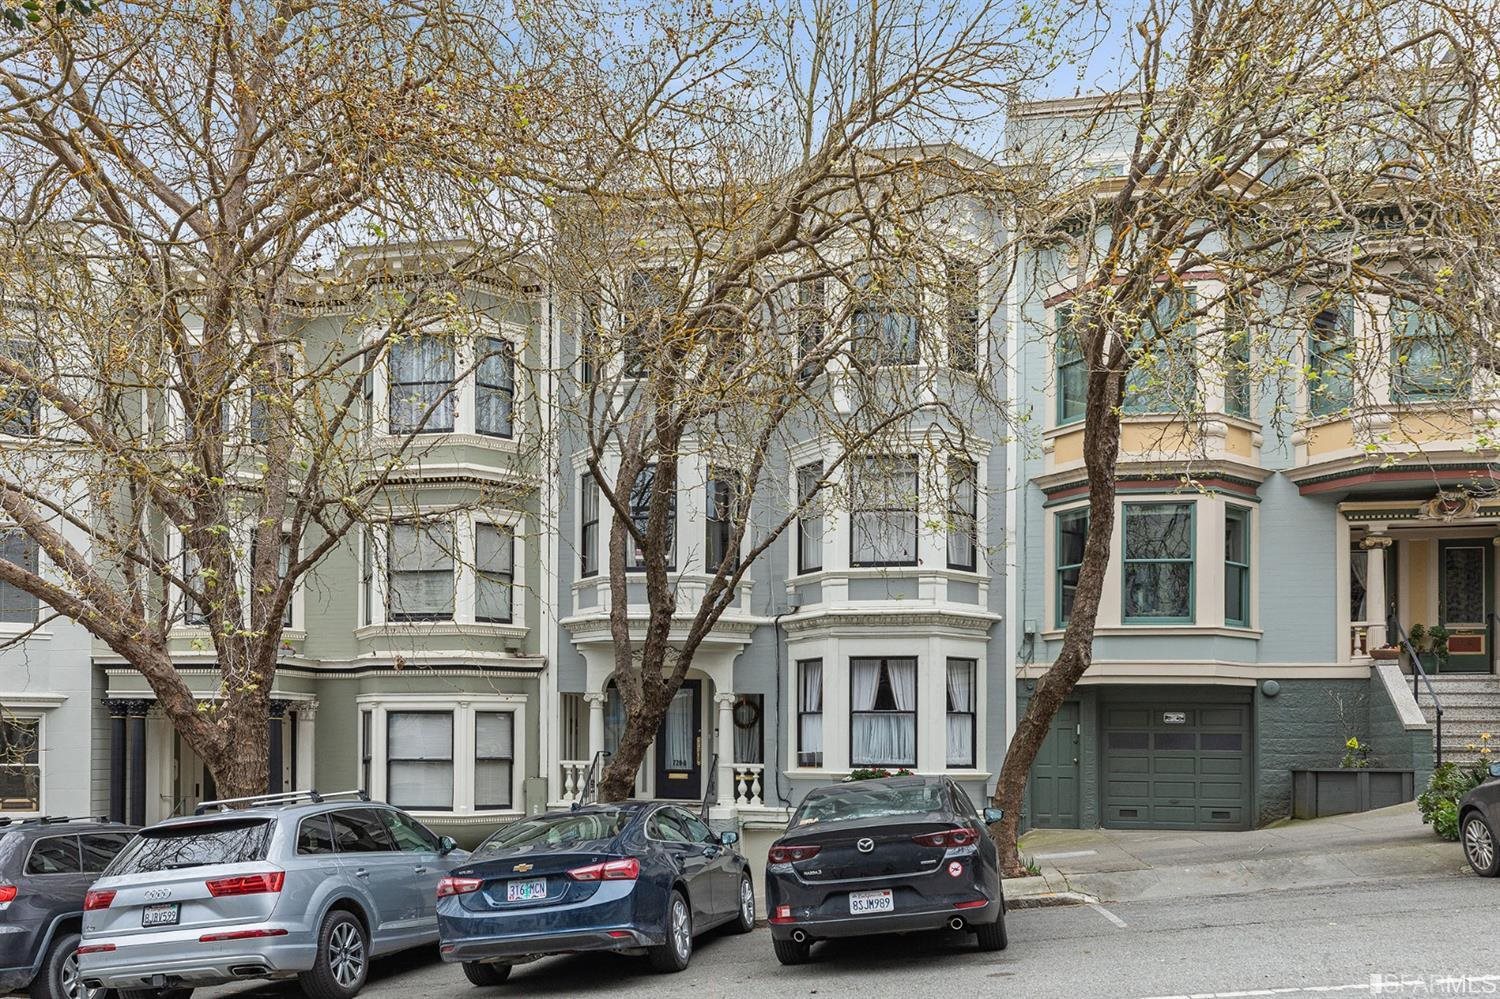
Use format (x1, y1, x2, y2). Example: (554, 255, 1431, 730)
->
(368, 319, 528, 445)
(0, 712, 44, 816)
(168, 522, 304, 635)
(360, 509, 527, 632)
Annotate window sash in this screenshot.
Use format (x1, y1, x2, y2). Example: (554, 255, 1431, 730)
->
(945, 658, 976, 768)
(1225, 507, 1251, 627)
(580, 474, 599, 578)
(476, 337, 515, 438)
(388, 336, 455, 434)
(1123, 291, 1198, 414)
(0, 719, 40, 812)
(387, 521, 455, 621)
(796, 279, 828, 380)
(705, 474, 738, 573)
(795, 462, 823, 574)
(474, 711, 514, 809)
(0, 340, 39, 438)
(628, 464, 676, 570)
(1223, 299, 1252, 418)
(1391, 300, 1468, 401)
(1123, 502, 1195, 622)
(1308, 304, 1355, 416)
(796, 659, 823, 768)
(849, 658, 917, 767)
(0, 531, 37, 625)
(1055, 508, 1089, 627)
(850, 457, 918, 567)
(475, 523, 515, 623)
(947, 458, 978, 571)
(851, 271, 920, 366)
(385, 711, 454, 810)
(1055, 305, 1087, 424)
(250, 533, 293, 628)
(946, 259, 980, 372)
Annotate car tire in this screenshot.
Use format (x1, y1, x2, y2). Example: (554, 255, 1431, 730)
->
(647, 890, 692, 973)
(297, 911, 370, 999)
(974, 910, 1009, 952)
(31, 932, 115, 999)
(728, 874, 755, 934)
(772, 936, 811, 966)
(461, 962, 512, 987)
(1462, 810, 1500, 877)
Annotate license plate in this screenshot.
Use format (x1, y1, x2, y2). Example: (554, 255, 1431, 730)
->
(505, 878, 548, 902)
(848, 890, 893, 915)
(141, 903, 180, 927)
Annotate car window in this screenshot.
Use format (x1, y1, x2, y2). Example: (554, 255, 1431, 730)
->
(330, 809, 396, 853)
(475, 811, 631, 854)
(790, 781, 948, 828)
(26, 835, 81, 875)
(107, 819, 272, 875)
(81, 833, 133, 872)
(380, 810, 440, 852)
(674, 809, 715, 844)
(297, 814, 336, 855)
(647, 809, 693, 844)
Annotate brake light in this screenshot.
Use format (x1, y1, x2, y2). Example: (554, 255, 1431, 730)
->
(954, 899, 989, 910)
(0, 885, 15, 909)
(567, 857, 640, 881)
(436, 876, 483, 898)
(912, 828, 977, 849)
(83, 889, 116, 911)
(769, 904, 795, 924)
(767, 844, 821, 864)
(200, 928, 289, 942)
(76, 944, 115, 955)
(204, 872, 285, 897)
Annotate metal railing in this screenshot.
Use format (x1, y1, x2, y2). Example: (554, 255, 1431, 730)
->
(699, 752, 719, 821)
(1389, 615, 1444, 767)
(575, 750, 609, 808)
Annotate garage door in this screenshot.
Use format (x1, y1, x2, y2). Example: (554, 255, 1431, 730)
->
(1101, 700, 1251, 830)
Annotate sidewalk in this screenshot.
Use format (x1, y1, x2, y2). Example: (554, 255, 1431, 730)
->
(1004, 802, 1468, 906)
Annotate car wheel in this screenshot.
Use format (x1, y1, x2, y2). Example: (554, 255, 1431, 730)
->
(647, 890, 693, 973)
(297, 911, 369, 999)
(461, 962, 512, 987)
(728, 874, 755, 934)
(1462, 811, 1500, 877)
(974, 910, 1008, 952)
(31, 932, 115, 999)
(772, 936, 811, 966)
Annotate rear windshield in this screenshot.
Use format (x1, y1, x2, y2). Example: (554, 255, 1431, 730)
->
(790, 783, 948, 828)
(474, 811, 631, 855)
(106, 819, 272, 875)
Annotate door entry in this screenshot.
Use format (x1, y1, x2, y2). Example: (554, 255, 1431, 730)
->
(1438, 539, 1492, 673)
(1030, 702, 1081, 828)
(654, 680, 702, 800)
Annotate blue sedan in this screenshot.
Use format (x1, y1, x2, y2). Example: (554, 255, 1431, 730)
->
(437, 802, 754, 984)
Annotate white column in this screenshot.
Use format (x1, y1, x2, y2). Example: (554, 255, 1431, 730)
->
(1363, 532, 1391, 648)
(585, 692, 606, 762)
(715, 692, 736, 808)
(295, 703, 317, 790)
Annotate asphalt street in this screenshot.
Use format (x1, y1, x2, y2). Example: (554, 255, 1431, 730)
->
(199, 871, 1500, 999)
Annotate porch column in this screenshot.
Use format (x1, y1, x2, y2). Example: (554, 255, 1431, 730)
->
(1363, 533, 1392, 648)
(267, 700, 287, 795)
(127, 701, 148, 826)
(584, 692, 606, 762)
(715, 692, 736, 808)
(106, 700, 127, 823)
(295, 703, 317, 791)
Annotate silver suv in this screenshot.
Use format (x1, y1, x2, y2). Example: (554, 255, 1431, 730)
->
(78, 790, 466, 999)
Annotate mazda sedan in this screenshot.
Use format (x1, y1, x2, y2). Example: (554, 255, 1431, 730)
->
(437, 802, 754, 984)
(764, 775, 1007, 965)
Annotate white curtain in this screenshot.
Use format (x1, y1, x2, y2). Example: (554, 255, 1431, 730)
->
(799, 662, 823, 761)
(1350, 549, 1369, 622)
(946, 661, 975, 766)
(734, 695, 763, 764)
(852, 659, 916, 766)
(663, 689, 693, 769)
(387, 712, 454, 809)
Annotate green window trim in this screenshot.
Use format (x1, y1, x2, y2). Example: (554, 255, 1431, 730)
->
(1055, 304, 1086, 426)
(1224, 505, 1251, 628)
(1223, 297, 1252, 419)
(1122, 501, 1196, 625)
(1055, 507, 1089, 628)
(1390, 298, 1469, 403)
(1307, 302, 1355, 417)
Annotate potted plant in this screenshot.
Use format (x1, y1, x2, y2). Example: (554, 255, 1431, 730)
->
(1369, 644, 1401, 661)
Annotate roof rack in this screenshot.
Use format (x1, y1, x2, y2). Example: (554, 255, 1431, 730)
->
(193, 789, 369, 815)
(0, 815, 116, 827)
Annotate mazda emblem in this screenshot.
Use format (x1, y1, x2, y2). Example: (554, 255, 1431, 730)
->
(856, 838, 875, 853)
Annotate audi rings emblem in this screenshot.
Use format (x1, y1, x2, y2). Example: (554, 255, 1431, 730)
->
(144, 888, 172, 901)
(856, 837, 875, 853)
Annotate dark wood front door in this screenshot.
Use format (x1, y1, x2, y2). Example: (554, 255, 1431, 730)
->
(654, 680, 702, 800)
(1439, 539, 1493, 673)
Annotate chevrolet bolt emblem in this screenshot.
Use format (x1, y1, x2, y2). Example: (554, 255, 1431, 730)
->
(513, 863, 533, 872)
(856, 838, 875, 853)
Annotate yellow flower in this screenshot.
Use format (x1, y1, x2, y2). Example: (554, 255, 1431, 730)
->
(1346, 737, 1359, 749)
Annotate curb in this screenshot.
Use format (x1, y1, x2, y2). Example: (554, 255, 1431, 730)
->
(1005, 890, 1097, 909)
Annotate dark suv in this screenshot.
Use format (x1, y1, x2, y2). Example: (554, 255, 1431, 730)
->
(0, 816, 136, 999)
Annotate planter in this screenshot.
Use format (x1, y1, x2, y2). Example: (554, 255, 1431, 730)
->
(1369, 647, 1401, 661)
(1290, 768, 1416, 819)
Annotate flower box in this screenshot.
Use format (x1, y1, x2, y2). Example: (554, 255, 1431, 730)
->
(1290, 768, 1416, 819)
(1369, 646, 1401, 661)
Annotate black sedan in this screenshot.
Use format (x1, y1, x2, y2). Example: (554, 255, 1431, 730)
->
(764, 775, 1007, 965)
(436, 802, 754, 984)
(1459, 760, 1500, 876)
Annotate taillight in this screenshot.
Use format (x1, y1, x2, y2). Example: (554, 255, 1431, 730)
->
(83, 889, 115, 910)
(767, 844, 821, 864)
(0, 885, 16, 909)
(567, 858, 641, 881)
(76, 944, 116, 955)
(200, 928, 289, 942)
(912, 828, 978, 849)
(436, 876, 483, 898)
(204, 872, 285, 897)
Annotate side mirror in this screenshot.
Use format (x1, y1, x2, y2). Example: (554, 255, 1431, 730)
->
(438, 835, 458, 855)
(982, 807, 1004, 825)
(719, 830, 740, 846)
(1490, 761, 1500, 779)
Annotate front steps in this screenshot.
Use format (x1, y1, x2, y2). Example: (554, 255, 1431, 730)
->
(1414, 674, 1500, 764)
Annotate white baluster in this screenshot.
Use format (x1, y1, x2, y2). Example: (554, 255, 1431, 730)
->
(750, 766, 763, 807)
(735, 768, 749, 807)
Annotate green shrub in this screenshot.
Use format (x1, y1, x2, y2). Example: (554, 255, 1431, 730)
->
(1417, 760, 1489, 840)
(843, 767, 915, 782)
(1433, 798, 1460, 841)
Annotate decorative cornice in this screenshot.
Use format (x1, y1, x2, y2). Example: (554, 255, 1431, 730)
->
(781, 607, 998, 635)
(1288, 459, 1500, 492)
(1039, 469, 1266, 502)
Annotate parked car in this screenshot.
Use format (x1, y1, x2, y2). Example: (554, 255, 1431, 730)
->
(78, 790, 465, 999)
(1459, 760, 1500, 877)
(764, 775, 1007, 965)
(0, 816, 137, 999)
(436, 802, 754, 984)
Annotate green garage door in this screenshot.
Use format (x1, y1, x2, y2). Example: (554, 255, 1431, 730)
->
(1101, 700, 1251, 830)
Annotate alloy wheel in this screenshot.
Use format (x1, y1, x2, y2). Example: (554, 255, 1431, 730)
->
(739, 878, 754, 925)
(61, 949, 97, 999)
(328, 921, 366, 989)
(1465, 817, 1495, 872)
(671, 897, 691, 959)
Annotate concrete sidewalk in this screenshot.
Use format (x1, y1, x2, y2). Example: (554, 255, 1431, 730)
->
(1005, 802, 1469, 905)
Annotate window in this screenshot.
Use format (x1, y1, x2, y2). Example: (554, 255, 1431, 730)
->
(387, 520, 454, 621)
(580, 292, 602, 386)
(1123, 502, 1195, 623)
(1123, 290, 1198, 414)
(850, 657, 917, 767)
(475, 523, 514, 623)
(795, 462, 823, 574)
(329, 808, 396, 852)
(250, 532, 292, 628)
(1055, 305, 1086, 424)
(850, 457, 918, 567)
(474, 711, 514, 810)
(628, 464, 676, 570)
(705, 472, 738, 573)
(386, 711, 454, 810)
(796, 279, 828, 380)
(26, 836, 81, 875)
(109, 819, 272, 874)
(946, 658, 976, 768)
(580, 473, 599, 578)
(0, 531, 38, 624)
(1056, 508, 1089, 627)
(1225, 506, 1251, 627)
(851, 269, 919, 366)
(1308, 303, 1355, 416)
(1223, 296, 1252, 418)
(359, 710, 372, 793)
(733, 694, 763, 765)
(623, 268, 675, 378)
(647, 808, 694, 843)
(180, 543, 206, 627)
(380, 809, 441, 852)
(0, 718, 39, 811)
(81, 832, 131, 872)
(296, 814, 336, 855)
(1392, 298, 1467, 401)
(797, 659, 823, 768)
(476, 337, 515, 438)
(946, 259, 980, 372)
(947, 458, 978, 571)
(360, 529, 374, 627)
(388, 335, 455, 434)
(0, 340, 38, 437)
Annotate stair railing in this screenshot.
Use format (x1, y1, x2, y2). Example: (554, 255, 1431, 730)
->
(700, 752, 719, 821)
(1389, 614, 1444, 767)
(576, 749, 610, 808)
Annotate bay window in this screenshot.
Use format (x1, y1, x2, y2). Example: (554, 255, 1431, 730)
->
(946, 658, 976, 768)
(387, 520, 454, 621)
(388, 335, 455, 434)
(797, 659, 823, 767)
(1225, 506, 1251, 627)
(1123, 502, 1195, 623)
(850, 656, 917, 767)
(365, 700, 523, 814)
(850, 457, 918, 567)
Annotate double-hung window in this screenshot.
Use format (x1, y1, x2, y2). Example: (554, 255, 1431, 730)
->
(181, 544, 206, 627)
(1392, 298, 1467, 401)
(851, 270, 919, 366)
(1308, 303, 1355, 416)
(0, 718, 39, 811)
(1055, 508, 1089, 627)
(795, 462, 823, 574)
(796, 659, 823, 767)
(360, 529, 374, 627)
(1123, 502, 1195, 623)
(1056, 305, 1086, 424)
(249, 532, 293, 628)
(386, 711, 454, 810)
(947, 458, 978, 571)
(579, 473, 599, 578)
(475, 523, 515, 623)
(850, 457, 918, 567)
(474, 711, 515, 809)
(1223, 296, 1252, 418)
(359, 710, 373, 793)
(946, 259, 980, 372)
(0, 531, 38, 625)
(705, 471, 738, 573)
(0, 340, 38, 437)
(476, 337, 515, 438)
(1225, 506, 1251, 627)
(628, 464, 675, 570)
(387, 520, 454, 621)
(388, 335, 455, 434)
(1123, 290, 1198, 414)
(850, 657, 917, 767)
(796, 279, 828, 380)
(946, 658, 976, 768)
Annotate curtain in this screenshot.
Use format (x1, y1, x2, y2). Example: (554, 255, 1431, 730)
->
(799, 662, 823, 760)
(663, 689, 693, 769)
(474, 711, 513, 808)
(1350, 549, 1368, 622)
(386, 712, 454, 808)
(388, 522, 454, 619)
(947, 660, 975, 766)
(733, 695, 763, 764)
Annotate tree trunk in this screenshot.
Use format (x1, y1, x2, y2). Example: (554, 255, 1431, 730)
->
(597, 676, 672, 802)
(198, 687, 273, 801)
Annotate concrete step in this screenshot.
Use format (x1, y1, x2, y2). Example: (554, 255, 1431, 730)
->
(1416, 692, 1500, 707)
(1419, 707, 1500, 724)
(1419, 676, 1500, 691)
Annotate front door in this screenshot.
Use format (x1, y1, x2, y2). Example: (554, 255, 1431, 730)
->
(654, 680, 702, 800)
(1030, 702, 1081, 828)
(1439, 539, 1493, 673)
